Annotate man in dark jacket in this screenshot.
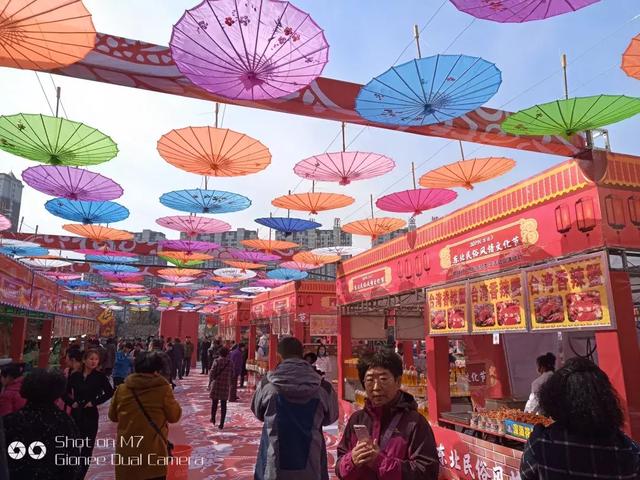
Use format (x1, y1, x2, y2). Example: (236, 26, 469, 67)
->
(201, 337, 212, 374)
(173, 338, 185, 380)
(252, 337, 339, 480)
(336, 348, 438, 480)
(150, 339, 173, 387)
(183, 336, 194, 377)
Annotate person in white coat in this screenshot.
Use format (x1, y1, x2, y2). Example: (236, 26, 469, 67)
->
(524, 352, 556, 414)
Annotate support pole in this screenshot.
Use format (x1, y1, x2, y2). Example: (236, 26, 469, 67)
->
(268, 332, 278, 371)
(413, 24, 422, 59)
(10, 317, 28, 362)
(411, 162, 417, 189)
(38, 319, 53, 368)
(459, 140, 465, 161)
(561, 53, 569, 100)
(337, 311, 352, 401)
(55, 87, 61, 118)
(341, 122, 346, 152)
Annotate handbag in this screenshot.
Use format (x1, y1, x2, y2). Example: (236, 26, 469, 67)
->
(131, 388, 174, 457)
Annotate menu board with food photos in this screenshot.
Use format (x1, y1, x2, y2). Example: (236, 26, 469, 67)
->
(470, 273, 528, 333)
(427, 283, 469, 335)
(526, 253, 614, 331)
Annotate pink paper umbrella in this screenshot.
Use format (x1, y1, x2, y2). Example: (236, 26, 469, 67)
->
(76, 249, 138, 257)
(0, 214, 10, 231)
(376, 188, 457, 216)
(229, 249, 281, 262)
(170, 0, 329, 101)
(253, 278, 288, 288)
(156, 215, 231, 236)
(159, 240, 220, 252)
(22, 165, 123, 201)
(294, 152, 395, 186)
(449, 0, 599, 23)
(100, 272, 144, 282)
(110, 282, 144, 289)
(159, 275, 198, 283)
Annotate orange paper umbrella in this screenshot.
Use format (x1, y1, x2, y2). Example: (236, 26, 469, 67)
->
(279, 261, 318, 270)
(419, 157, 515, 190)
(211, 276, 244, 284)
(271, 192, 354, 215)
(342, 217, 406, 240)
(292, 251, 341, 266)
(223, 260, 267, 270)
(158, 126, 271, 176)
(63, 224, 133, 241)
(157, 268, 203, 277)
(0, 0, 96, 70)
(158, 251, 213, 262)
(622, 34, 640, 80)
(241, 239, 298, 251)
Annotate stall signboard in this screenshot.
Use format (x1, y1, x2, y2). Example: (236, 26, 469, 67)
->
(310, 314, 337, 336)
(527, 253, 614, 331)
(427, 283, 469, 335)
(347, 267, 391, 294)
(470, 273, 528, 333)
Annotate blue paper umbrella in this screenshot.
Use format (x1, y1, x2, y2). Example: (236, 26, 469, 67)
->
(86, 255, 139, 264)
(267, 268, 308, 281)
(45, 198, 129, 224)
(0, 246, 48, 257)
(356, 55, 502, 127)
(61, 279, 93, 288)
(255, 217, 321, 235)
(92, 263, 139, 274)
(159, 189, 251, 214)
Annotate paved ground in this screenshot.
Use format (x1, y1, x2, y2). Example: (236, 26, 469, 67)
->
(87, 369, 339, 479)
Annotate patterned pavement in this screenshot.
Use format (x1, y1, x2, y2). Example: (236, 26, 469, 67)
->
(87, 369, 339, 479)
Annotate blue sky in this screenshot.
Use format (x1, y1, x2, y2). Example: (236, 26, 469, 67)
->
(0, 0, 638, 249)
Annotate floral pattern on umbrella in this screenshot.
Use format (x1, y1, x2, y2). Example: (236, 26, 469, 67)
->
(156, 215, 231, 236)
(376, 188, 457, 216)
(22, 165, 123, 201)
(159, 240, 221, 252)
(170, 0, 329, 100)
(449, 0, 600, 23)
(160, 189, 251, 214)
(45, 198, 129, 224)
(279, 261, 317, 270)
(294, 151, 395, 185)
(63, 224, 133, 242)
(254, 217, 320, 235)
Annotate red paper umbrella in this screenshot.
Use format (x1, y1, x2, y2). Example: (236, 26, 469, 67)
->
(292, 251, 340, 266)
(241, 239, 298, 252)
(279, 261, 317, 270)
(342, 218, 406, 240)
(63, 224, 133, 241)
(419, 157, 515, 190)
(294, 151, 395, 186)
(376, 188, 457, 216)
(271, 192, 354, 215)
(156, 215, 231, 236)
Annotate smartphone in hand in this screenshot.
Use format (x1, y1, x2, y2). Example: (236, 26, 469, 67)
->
(353, 424, 371, 443)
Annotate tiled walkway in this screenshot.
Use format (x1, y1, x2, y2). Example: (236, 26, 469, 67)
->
(87, 370, 339, 479)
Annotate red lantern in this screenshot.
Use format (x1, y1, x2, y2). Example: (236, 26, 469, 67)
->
(575, 198, 596, 233)
(406, 217, 417, 249)
(628, 196, 640, 227)
(604, 195, 626, 230)
(554, 204, 571, 233)
(423, 252, 430, 272)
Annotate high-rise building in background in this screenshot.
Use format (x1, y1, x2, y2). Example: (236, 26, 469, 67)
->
(134, 229, 167, 288)
(372, 228, 409, 247)
(0, 172, 23, 232)
(276, 218, 352, 279)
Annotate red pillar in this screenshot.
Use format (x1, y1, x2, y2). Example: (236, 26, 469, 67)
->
(59, 337, 69, 369)
(401, 340, 414, 367)
(234, 325, 241, 345)
(337, 312, 352, 401)
(38, 319, 53, 368)
(426, 336, 451, 424)
(268, 333, 278, 371)
(10, 316, 27, 362)
(596, 271, 640, 439)
(248, 324, 257, 360)
(293, 318, 305, 343)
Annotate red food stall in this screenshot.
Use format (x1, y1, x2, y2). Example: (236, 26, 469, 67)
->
(217, 301, 251, 345)
(336, 153, 640, 478)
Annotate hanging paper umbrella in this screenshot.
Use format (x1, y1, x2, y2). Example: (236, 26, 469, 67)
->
(76, 249, 137, 257)
(157, 268, 203, 277)
(0, 239, 40, 248)
(22, 165, 123, 201)
(292, 251, 341, 266)
(99, 272, 144, 282)
(272, 192, 354, 215)
(376, 188, 457, 216)
(231, 294, 255, 300)
(294, 152, 395, 186)
(71, 290, 107, 297)
(159, 275, 199, 283)
(158, 251, 213, 262)
(213, 267, 257, 280)
(44, 272, 81, 281)
(110, 282, 144, 289)
(342, 218, 407, 240)
(253, 278, 288, 288)
(622, 34, 640, 80)
(156, 215, 231, 236)
(21, 256, 71, 269)
(85, 255, 139, 264)
(160, 188, 251, 214)
(229, 249, 281, 262)
(195, 289, 228, 297)
(223, 260, 266, 270)
(163, 258, 206, 268)
(312, 246, 364, 257)
(158, 126, 271, 176)
(279, 261, 317, 271)
(241, 239, 298, 252)
(0, 214, 11, 231)
(255, 217, 320, 235)
(0, 246, 48, 257)
(356, 55, 501, 127)
(63, 224, 133, 242)
(501, 95, 640, 138)
(61, 279, 92, 288)
(449, 0, 599, 23)
(159, 240, 220, 252)
(419, 157, 515, 190)
(45, 198, 129, 224)
(0, 114, 118, 166)
(170, 0, 328, 100)
(241, 286, 271, 294)
(211, 276, 245, 284)
(0, 0, 96, 70)
(268, 268, 308, 281)
(92, 263, 139, 273)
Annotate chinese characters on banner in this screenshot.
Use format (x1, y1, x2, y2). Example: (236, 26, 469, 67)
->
(527, 253, 613, 331)
(310, 314, 337, 336)
(427, 283, 469, 335)
(467, 363, 488, 387)
(470, 274, 527, 333)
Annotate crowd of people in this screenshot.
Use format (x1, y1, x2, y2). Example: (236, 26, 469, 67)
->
(0, 333, 638, 480)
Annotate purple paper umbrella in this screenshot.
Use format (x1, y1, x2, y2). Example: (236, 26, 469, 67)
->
(294, 152, 395, 186)
(159, 240, 220, 252)
(449, 0, 599, 23)
(229, 249, 281, 262)
(156, 215, 231, 236)
(376, 188, 457, 217)
(170, 0, 329, 100)
(252, 278, 288, 288)
(22, 165, 123, 201)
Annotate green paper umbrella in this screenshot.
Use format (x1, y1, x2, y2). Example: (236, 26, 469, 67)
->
(161, 256, 205, 268)
(0, 113, 118, 165)
(501, 95, 640, 138)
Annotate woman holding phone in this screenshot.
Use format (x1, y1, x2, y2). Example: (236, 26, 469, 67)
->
(335, 348, 439, 480)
